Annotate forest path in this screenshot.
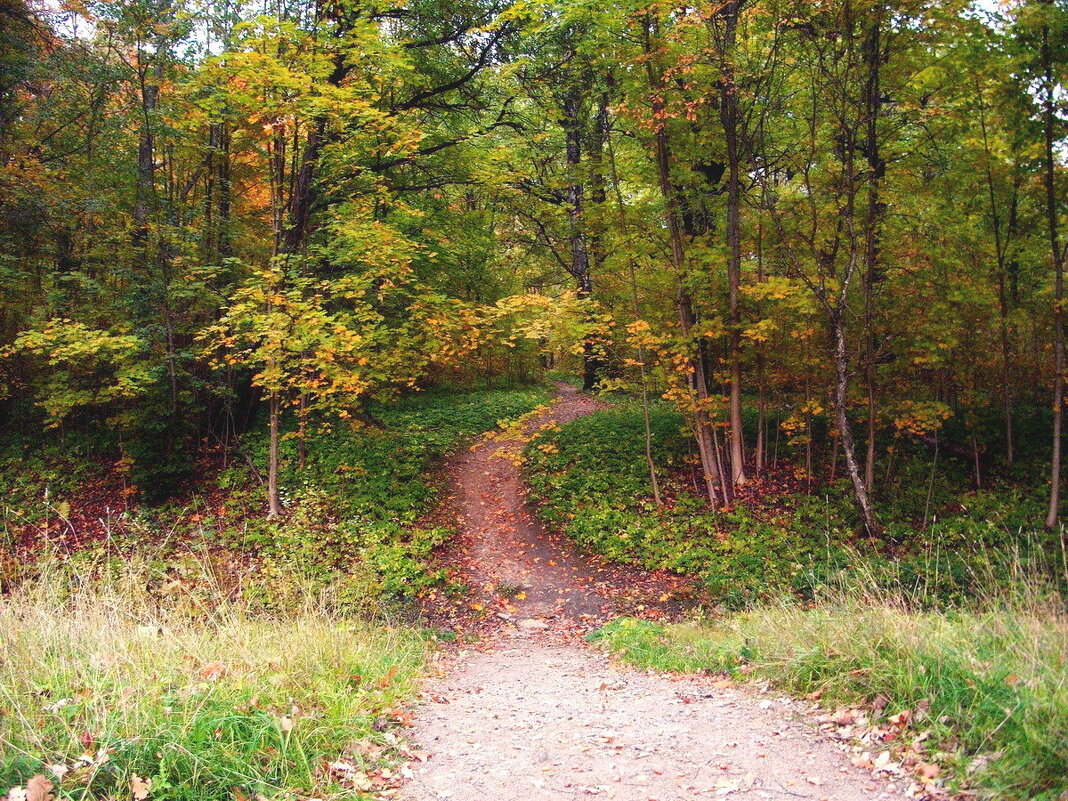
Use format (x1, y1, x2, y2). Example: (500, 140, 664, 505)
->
(402, 386, 908, 801)
(427, 381, 689, 623)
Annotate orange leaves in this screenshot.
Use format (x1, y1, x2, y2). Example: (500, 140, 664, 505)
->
(890, 401, 953, 437)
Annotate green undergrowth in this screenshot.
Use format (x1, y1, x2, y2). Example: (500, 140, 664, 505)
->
(524, 400, 1066, 608)
(590, 587, 1068, 800)
(0, 381, 547, 799)
(235, 384, 552, 607)
(1, 383, 552, 612)
(0, 558, 429, 800)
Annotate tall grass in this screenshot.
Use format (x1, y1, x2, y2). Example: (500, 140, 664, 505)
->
(590, 571, 1068, 800)
(0, 556, 427, 800)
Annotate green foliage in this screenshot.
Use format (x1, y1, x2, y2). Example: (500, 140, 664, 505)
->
(592, 593, 1068, 800)
(283, 385, 553, 517)
(0, 384, 551, 610)
(3, 320, 153, 427)
(526, 403, 1068, 609)
(231, 384, 552, 605)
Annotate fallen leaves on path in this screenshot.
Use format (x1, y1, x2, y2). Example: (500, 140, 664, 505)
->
(419, 386, 696, 642)
(405, 385, 950, 801)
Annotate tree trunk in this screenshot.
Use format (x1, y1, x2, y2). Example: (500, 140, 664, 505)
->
(1043, 13, 1065, 529)
(755, 219, 766, 477)
(283, 122, 322, 256)
(833, 306, 881, 538)
(218, 122, 232, 257)
(206, 120, 233, 262)
(562, 87, 600, 391)
(833, 7, 881, 539)
(133, 62, 160, 244)
(268, 391, 282, 517)
(861, 7, 884, 493)
(297, 394, 308, 470)
(718, 0, 747, 488)
(605, 110, 662, 504)
(976, 77, 1015, 467)
(644, 14, 723, 507)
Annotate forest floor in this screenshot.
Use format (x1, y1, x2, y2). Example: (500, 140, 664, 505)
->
(402, 386, 911, 801)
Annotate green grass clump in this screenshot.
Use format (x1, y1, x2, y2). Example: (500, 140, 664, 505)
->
(590, 590, 1068, 800)
(0, 558, 428, 800)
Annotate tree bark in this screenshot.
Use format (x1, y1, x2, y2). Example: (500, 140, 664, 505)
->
(861, 6, 884, 493)
(605, 101, 663, 505)
(717, 0, 748, 488)
(561, 87, 600, 391)
(267, 390, 282, 517)
(297, 393, 308, 470)
(976, 78, 1015, 467)
(133, 62, 160, 244)
(283, 122, 322, 256)
(1042, 12, 1065, 529)
(832, 305, 880, 537)
(644, 15, 723, 506)
(755, 219, 766, 477)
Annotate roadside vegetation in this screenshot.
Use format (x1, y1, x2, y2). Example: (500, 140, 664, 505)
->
(2, 383, 550, 604)
(525, 399, 1066, 609)
(0, 383, 550, 799)
(590, 584, 1068, 801)
(0, 558, 429, 800)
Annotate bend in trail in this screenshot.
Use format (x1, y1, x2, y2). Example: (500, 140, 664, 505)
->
(405, 385, 909, 801)
(429, 382, 689, 627)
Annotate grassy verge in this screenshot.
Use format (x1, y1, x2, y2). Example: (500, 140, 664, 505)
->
(590, 587, 1068, 800)
(0, 558, 428, 800)
(0, 384, 553, 797)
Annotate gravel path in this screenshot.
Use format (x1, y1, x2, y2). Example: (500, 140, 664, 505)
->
(402, 387, 909, 801)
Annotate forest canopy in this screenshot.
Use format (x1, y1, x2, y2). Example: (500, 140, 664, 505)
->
(0, 0, 1066, 532)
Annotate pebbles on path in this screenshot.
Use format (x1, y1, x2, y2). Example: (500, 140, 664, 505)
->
(403, 385, 909, 801)
(403, 640, 907, 801)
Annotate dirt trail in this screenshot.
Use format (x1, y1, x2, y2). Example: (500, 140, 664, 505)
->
(403, 387, 909, 801)
(429, 382, 691, 623)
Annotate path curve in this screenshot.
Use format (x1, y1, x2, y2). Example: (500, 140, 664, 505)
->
(403, 386, 910, 801)
(431, 382, 690, 623)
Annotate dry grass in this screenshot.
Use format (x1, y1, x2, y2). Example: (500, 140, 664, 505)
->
(0, 555, 427, 800)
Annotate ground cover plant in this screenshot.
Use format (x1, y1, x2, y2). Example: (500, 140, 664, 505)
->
(1, 384, 552, 603)
(525, 399, 1067, 608)
(0, 383, 552, 799)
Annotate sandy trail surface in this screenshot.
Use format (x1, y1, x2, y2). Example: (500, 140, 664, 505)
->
(402, 386, 908, 801)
